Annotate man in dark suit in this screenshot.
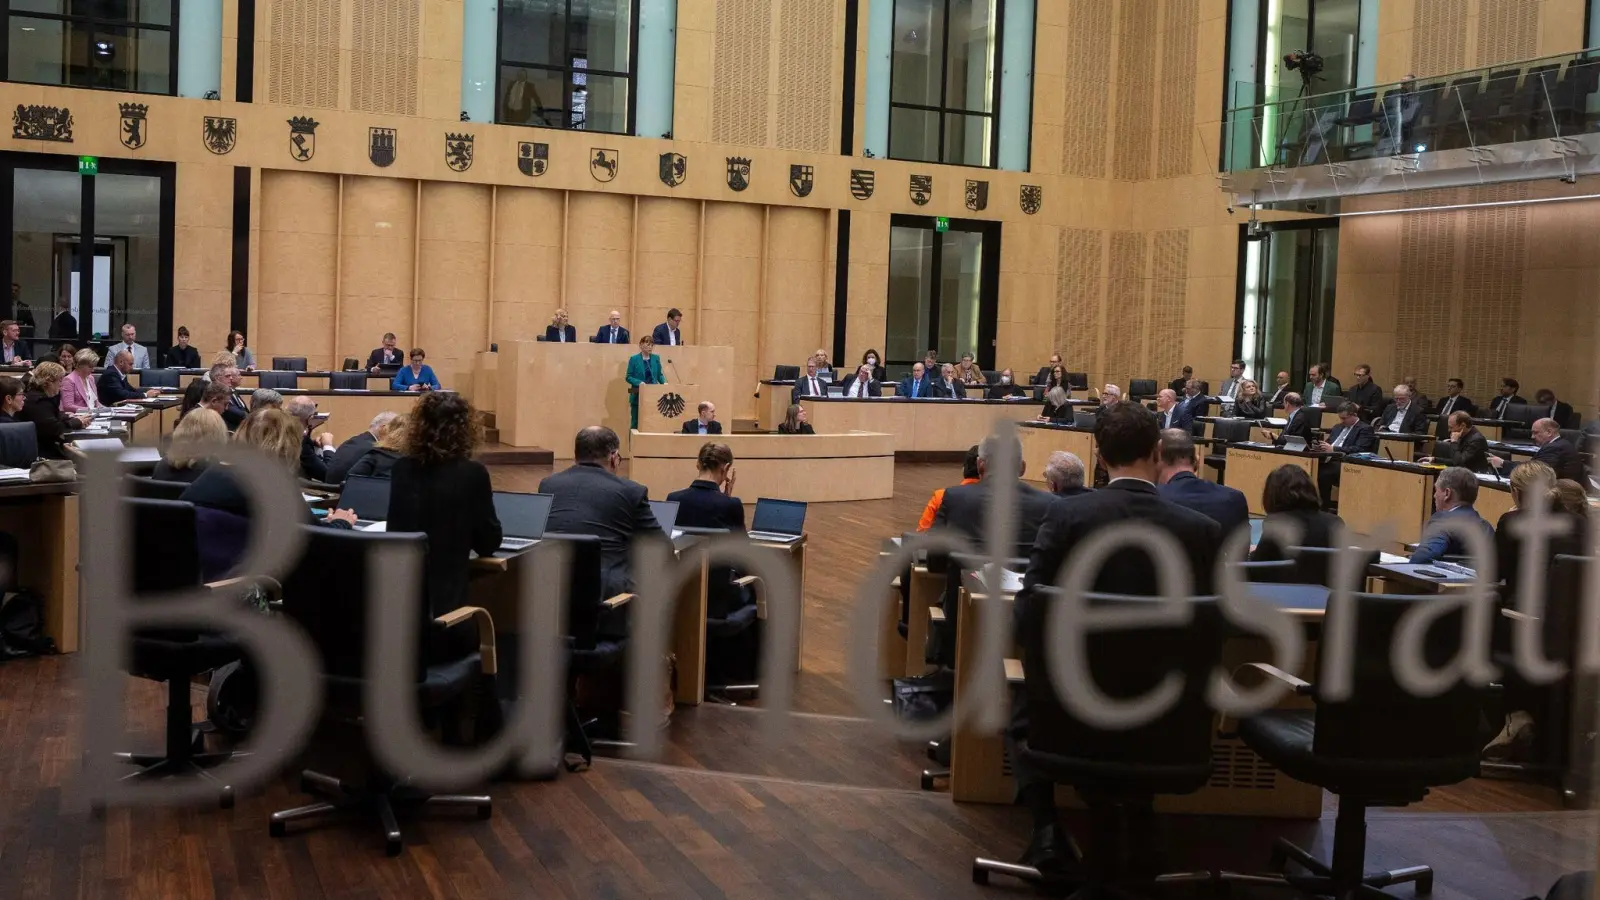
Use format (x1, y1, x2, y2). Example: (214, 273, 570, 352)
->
(540, 426, 663, 601)
(1533, 389, 1576, 429)
(1344, 364, 1384, 421)
(1176, 379, 1209, 425)
(366, 332, 404, 370)
(934, 433, 1057, 556)
(1401, 376, 1432, 415)
(1266, 370, 1292, 406)
(681, 401, 723, 435)
(651, 308, 685, 347)
(840, 364, 880, 398)
(1033, 352, 1062, 386)
(1423, 411, 1492, 473)
(1011, 404, 1223, 871)
(285, 395, 335, 482)
(326, 411, 395, 484)
(898, 362, 933, 400)
(1410, 467, 1494, 564)
(0, 320, 29, 366)
(929, 363, 966, 399)
(1492, 418, 1584, 482)
(1167, 366, 1193, 394)
(1432, 377, 1478, 438)
(98, 349, 158, 403)
(1314, 402, 1378, 506)
(594, 310, 631, 345)
(1158, 428, 1248, 538)
(1375, 384, 1427, 435)
(1488, 377, 1525, 419)
(1272, 393, 1314, 447)
(1043, 450, 1092, 497)
(793, 359, 829, 403)
(1154, 389, 1189, 431)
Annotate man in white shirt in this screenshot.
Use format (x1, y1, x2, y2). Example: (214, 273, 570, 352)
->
(1154, 389, 1180, 429)
(0, 320, 30, 366)
(1378, 384, 1424, 434)
(109, 323, 150, 370)
(844, 364, 878, 398)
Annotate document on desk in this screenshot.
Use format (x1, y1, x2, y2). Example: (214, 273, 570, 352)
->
(359, 521, 387, 532)
(0, 467, 29, 484)
(1263, 418, 1288, 427)
(1377, 552, 1409, 565)
(74, 438, 124, 452)
(971, 568, 1025, 594)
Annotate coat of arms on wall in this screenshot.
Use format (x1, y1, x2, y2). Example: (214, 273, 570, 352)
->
(909, 174, 932, 206)
(202, 116, 237, 155)
(1020, 184, 1042, 215)
(118, 103, 148, 149)
(659, 152, 686, 187)
(519, 141, 548, 176)
(287, 116, 318, 161)
(13, 105, 72, 142)
(964, 179, 988, 212)
(789, 164, 813, 198)
(590, 148, 619, 182)
(445, 132, 474, 172)
(849, 169, 875, 200)
(726, 157, 751, 192)
(656, 392, 686, 418)
(369, 127, 396, 167)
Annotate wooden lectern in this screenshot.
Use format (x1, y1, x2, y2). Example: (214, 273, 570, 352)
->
(638, 383, 700, 433)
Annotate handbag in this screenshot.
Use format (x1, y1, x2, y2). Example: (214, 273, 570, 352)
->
(28, 458, 76, 483)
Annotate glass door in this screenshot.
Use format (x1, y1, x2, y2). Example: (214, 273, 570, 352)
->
(1235, 218, 1338, 389)
(885, 215, 999, 374)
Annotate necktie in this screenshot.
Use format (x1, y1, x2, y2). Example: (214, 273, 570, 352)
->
(911, 380, 919, 398)
(809, 378, 817, 396)
(610, 327, 617, 342)
(1441, 397, 1453, 417)
(1333, 428, 1347, 448)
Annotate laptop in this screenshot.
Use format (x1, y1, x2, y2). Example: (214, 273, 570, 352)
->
(747, 498, 807, 544)
(649, 499, 681, 539)
(338, 475, 391, 528)
(1282, 435, 1308, 452)
(493, 491, 553, 552)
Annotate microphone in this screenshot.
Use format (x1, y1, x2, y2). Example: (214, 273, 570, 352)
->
(668, 358, 682, 384)
(1383, 446, 1395, 464)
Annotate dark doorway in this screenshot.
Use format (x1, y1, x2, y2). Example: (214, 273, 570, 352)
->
(885, 215, 1000, 373)
(1234, 217, 1338, 389)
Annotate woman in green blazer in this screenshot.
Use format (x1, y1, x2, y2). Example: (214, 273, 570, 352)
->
(626, 336, 665, 428)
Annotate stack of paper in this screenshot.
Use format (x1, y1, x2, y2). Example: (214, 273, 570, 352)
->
(0, 467, 29, 484)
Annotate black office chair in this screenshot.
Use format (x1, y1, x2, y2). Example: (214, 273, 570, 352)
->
(0, 421, 38, 468)
(119, 497, 244, 807)
(1205, 418, 1252, 479)
(1066, 372, 1088, 390)
(341, 357, 361, 372)
(1073, 411, 1097, 429)
(270, 357, 308, 372)
(773, 365, 800, 381)
(540, 533, 634, 767)
(329, 372, 367, 390)
(140, 368, 180, 388)
(257, 371, 298, 390)
(268, 526, 494, 856)
(1237, 592, 1488, 898)
(1128, 379, 1157, 401)
(974, 593, 1231, 895)
(126, 474, 189, 501)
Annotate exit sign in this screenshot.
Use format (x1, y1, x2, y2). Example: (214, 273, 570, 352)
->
(935, 216, 949, 232)
(78, 156, 97, 176)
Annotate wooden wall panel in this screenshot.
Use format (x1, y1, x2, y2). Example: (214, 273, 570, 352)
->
(1411, 0, 1469, 78)
(1476, 0, 1540, 67)
(1155, 0, 1199, 179)
(1393, 207, 1457, 388)
(1456, 184, 1526, 395)
(350, 0, 420, 116)
(265, 0, 344, 108)
(1104, 232, 1148, 387)
(700, 202, 765, 410)
(1147, 229, 1189, 382)
(711, 0, 773, 147)
(172, 162, 236, 350)
(1060, 0, 1115, 179)
(844, 211, 891, 367)
(1113, 0, 1157, 181)
(565, 193, 636, 334)
(338, 176, 416, 363)
(776, 0, 836, 152)
(635, 198, 702, 340)
(1054, 227, 1104, 376)
(763, 207, 829, 379)
(492, 186, 566, 345)
(416, 182, 491, 381)
(257, 170, 339, 368)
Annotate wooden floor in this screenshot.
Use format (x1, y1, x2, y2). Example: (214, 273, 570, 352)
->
(0, 460, 1591, 899)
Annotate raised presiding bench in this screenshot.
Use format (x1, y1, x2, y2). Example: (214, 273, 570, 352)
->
(802, 396, 1044, 454)
(629, 431, 895, 502)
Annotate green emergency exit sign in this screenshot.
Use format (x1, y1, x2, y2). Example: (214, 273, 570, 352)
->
(78, 156, 97, 176)
(935, 216, 949, 232)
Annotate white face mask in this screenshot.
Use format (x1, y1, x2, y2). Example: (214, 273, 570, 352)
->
(866, 357, 877, 366)
(1000, 375, 1011, 384)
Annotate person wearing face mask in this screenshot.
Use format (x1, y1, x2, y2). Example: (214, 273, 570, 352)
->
(988, 367, 1026, 399)
(859, 349, 886, 383)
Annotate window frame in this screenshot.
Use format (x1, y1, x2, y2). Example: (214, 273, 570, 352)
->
(1, 0, 181, 97)
(887, 0, 1003, 168)
(884, 213, 1001, 371)
(495, 0, 641, 135)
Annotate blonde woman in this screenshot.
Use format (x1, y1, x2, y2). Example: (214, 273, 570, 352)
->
(545, 308, 576, 343)
(1233, 379, 1272, 419)
(152, 406, 228, 484)
(59, 347, 101, 414)
(20, 361, 89, 458)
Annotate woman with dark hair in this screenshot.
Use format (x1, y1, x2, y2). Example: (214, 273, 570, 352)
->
(666, 442, 744, 532)
(225, 330, 256, 371)
(987, 367, 1026, 399)
(387, 392, 501, 640)
(1248, 464, 1346, 584)
(18, 362, 89, 458)
(1045, 364, 1068, 392)
(54, 343, 75, 371)
(0, 375, 24, 423)
(777, 404, 814, 434)
(178, 377, 207, 421)
(391, 347, 441, 392)
(859, 349, 886, 383)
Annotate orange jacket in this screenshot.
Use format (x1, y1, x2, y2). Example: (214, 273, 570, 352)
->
(916, 477, 980, 531)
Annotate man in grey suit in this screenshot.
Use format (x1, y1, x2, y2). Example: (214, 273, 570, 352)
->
(106, 322, 151, 370)
(540, 426, 663, 603)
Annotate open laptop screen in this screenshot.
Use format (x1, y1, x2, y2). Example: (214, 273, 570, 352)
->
(338, 475, 391, 522)
(493, 491, 553, 539)
(750, 498, 807, 535)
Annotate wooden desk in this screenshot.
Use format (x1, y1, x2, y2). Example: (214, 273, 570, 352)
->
(1477, 478, 1515, 528)
(263, 390, 425, 444)
(1377, 431, 1432, 462)
(1338, 459, 1435, 552)
(1019, 424, 1094, 484)
(495, 342, 735, 457)
(629, 431, 894, 503)
(804, 397, 1044, 453)
(1226, 445, 1321, 516)
(0, 483, 79, 653)
(948, 582, 1326, 817)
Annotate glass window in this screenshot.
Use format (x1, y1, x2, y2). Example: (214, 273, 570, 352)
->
(6, 0, 176, 94)
(885, 216, 999, 369)
(498, 0, 635, 133)
(888, 0, 999, 166)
